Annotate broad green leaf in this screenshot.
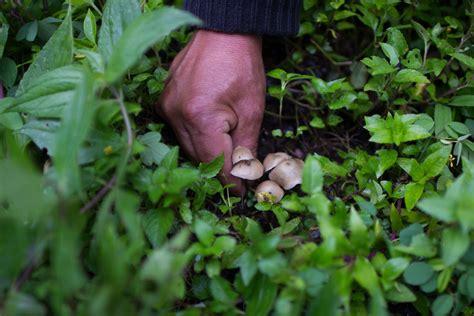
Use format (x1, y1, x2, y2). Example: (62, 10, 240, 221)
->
(403, 262, 433, 285)
(361, 56, 396, 75)
(449, 95, 474, 107)
(245, 274, 277, 316)
(238, 250, 258, 286)
(210, 276, 238, 304)
(396, 234, 437, 258)
(52, 69, 95, 196)
(387, 27, 408, 56)
(0, 57, 17, 88)
(380, 43, 399, 66)
(399, 223, 423, 246)
(328, 93, 357, 110)
(258, 253, 287, 277)
(394, 69, 430, 84)
(441, 228, 470, 266)
(365, 113, 432, 145)
(18, 119, 59, 153)
(426, 58, 447, 76)
(385, 283, 416, 302)
(199, 154, 224, 178)
(138, 132, 170, 166)
(17, 11, 73, 94)
(382, 258, 410, 281)
(302, 155, 324, 194)
(376, 149, 398, 178)
(83, 9, 97, 44)
(142, 208, 174, 247)
(412, 20, 430, 49)
(450, 52, 474, 70)
(421, 145, 451, 180)
(194, 219, 215, 246)
(8, 65, 82, 118)
(349, 208, 369, 250)
(0, 217, 28, 281)
(434, 104, 452, 136)
(405, 182, 424, 210)
(105, 7, 200, 83)
(431, 295, 453, 316)
(98, 0, 141, 61)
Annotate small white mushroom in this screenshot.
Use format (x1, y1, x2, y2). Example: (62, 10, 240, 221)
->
(230, 159, 264, 180)
(255, 180, 284, 203)
(232, 146, 254, 164)
(263, 152, 292, 172)
(269, 158, 304, 190)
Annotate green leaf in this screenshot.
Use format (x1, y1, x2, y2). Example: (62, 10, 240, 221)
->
(0, 23, 8, 58)
(52, 69, 95, 196)
(17, 10, 73, 94)
(302, 155, 324, 194)
(434, 104, 452, 136)
(380, 43, 399, 66)
(441, 228, 470, 266)
(405, 182, 424, 210)
(365, 113, 432, 145)
(361, 56, 396, 75)
(349, 208, 369, 250)
(449, 95, 474, 107)
(194, 219, 215, 246)
(98, 0, 141, 62)
(450, 52, 474, 70)
(18, 119, 59, 153)
(394, 69, 430, 84)
(387, 27, 408, 56)
(0, 217, 29, 282)
(105, 7, 200, 83)
(210, 276, 238, 304)
(431, 295, 453, 316)
(142, 208, 174, 247)
(245, 274, 277, 316)
(258, 253, 287, 277)
(396, 234, 437, 258)
(199, 154, 224, 179)
(0, 57, 17, 88)
(238, 250, 258, 286)
(382, 258, 410, 281)
(8, 65, 82, 118)
(385, 283, 416, 302)
(328, 93, 357, 110)
(421, 145, 451, 180)
(412, 20, 430, 48)
(376, 149, 398, 178)
(403, 262, 434, 286)
(83, 9, 97, 44)
(139, 132, 170, 166)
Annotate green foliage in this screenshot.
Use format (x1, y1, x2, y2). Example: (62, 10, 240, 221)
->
(1, 0, 474, 315)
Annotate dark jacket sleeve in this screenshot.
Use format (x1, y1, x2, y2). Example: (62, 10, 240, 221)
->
(184, 0, 302, 36)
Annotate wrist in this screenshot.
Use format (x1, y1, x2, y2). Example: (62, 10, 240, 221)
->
(193, 29, 262, 52)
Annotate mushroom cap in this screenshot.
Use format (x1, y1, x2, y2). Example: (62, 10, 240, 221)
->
(255, 180, 284, 203)
(232, 146, 254, 164)
(269, 158, 304, 190)
(263, 152, 292, 172)
(230, 159, 264, 180)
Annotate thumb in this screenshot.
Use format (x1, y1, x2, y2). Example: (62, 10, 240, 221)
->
(190, 130, 244, 196)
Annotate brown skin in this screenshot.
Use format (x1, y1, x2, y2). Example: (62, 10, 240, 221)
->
(157, 30, 266, 195)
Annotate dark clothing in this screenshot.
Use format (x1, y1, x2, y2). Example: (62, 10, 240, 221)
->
(184, 0, 302, 36)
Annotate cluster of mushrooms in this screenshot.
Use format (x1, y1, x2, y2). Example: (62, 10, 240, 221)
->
(230, 146, 304, 203)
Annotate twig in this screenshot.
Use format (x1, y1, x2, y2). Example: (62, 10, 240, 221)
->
(0, 83, 4, 99)
(264, 110, 296, 120)
(80, 176, 117, 213)
(42, 0, 48, 13)
(310, 39, 353, 66)
(14, 251, 36, 291)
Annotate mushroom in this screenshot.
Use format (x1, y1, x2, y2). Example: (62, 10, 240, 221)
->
(263, 152, 292, 172)
(269, 158, 304, 190)
(255, 180, 284, 203)
(230, 159, 264, 180)
(232, 146, 254, 164)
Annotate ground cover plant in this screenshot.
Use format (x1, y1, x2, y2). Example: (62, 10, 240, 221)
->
(1, 0, 474, 315)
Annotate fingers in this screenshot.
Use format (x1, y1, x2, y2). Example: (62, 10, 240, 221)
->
(190, 128, 244, 195)
(231, 100, 265, 157)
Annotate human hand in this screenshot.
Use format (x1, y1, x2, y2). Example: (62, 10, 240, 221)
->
(157, 30, 266, 195)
